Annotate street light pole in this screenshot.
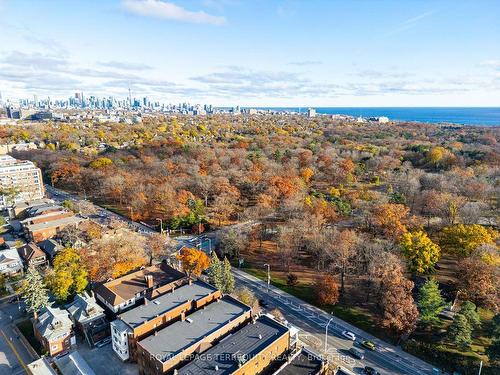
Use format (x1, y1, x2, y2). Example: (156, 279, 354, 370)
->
(324, 317, 334, 353)
(478, 361, 483, 375)
(264, 263, 270, 293)
(156, 218, 163, 234)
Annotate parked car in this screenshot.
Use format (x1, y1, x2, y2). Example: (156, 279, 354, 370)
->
(348, 347, 364, 360)
(259, 299, 269, 308)
(341, 330, 356, 341)
(95, 337, 111, 348)
(361, 340, 376, 351)
(364, 366, 381, 375)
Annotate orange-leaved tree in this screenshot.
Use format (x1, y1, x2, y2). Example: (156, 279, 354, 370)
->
(177, 247, 210, 277)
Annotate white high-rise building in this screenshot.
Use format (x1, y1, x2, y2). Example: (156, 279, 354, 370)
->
(0, 155, 44, 209)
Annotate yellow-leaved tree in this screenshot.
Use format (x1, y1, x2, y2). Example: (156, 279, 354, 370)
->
(400, 230, 440, 274)
(440, 224, 498, 257)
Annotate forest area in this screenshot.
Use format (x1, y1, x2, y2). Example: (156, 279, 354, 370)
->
(3, 113, 500, 374)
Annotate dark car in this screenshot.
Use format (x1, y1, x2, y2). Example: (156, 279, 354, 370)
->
(364, 366, 381, 375)
(348, 347, 364, 360)
(95, 337, 111, 348)
(259, 299, 269, 308)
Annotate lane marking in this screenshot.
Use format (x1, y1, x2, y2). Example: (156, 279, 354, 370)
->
(0, 329, 28, 374)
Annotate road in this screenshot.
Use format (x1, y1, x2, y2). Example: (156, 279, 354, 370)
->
(44, 185, 439, 374)
(0, 298, 36, 375)
(233, 269, 438, 375)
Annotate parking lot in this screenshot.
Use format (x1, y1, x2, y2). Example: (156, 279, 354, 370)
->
(76, 337, 137, 375)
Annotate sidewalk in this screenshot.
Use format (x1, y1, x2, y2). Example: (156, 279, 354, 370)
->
(233, 268, 437, 375)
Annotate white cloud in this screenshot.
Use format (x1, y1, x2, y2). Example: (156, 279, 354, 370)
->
(122, 0, 226, 25)
(480, 60, 500, 69)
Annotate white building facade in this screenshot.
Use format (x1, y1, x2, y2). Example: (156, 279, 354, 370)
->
(0, 155, 44, 209)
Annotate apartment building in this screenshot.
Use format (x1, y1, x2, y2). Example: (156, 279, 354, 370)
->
(136, 296, 252, 375)
(0, 155, 44, 209)
(176, 314, 291, 375)
(33, 305, 75, 356)
(93, 263, 186, 314)
(111, 279, 220, 362)
(20, 206, 84, 242)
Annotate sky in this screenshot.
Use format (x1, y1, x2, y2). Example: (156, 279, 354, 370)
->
(0, 0, 499, 107)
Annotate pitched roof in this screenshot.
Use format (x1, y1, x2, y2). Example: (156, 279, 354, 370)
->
(35, 305, 73, 341)
(0, 248, 21, 264)
(93, 263, 185, 307)
(38, 239, 63, 257)
(177, 315, 289, 375)
(66, 292, 105, 324)
(17, 242, 45, 262)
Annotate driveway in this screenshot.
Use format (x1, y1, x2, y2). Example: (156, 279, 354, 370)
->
(76, 337, 137, 375)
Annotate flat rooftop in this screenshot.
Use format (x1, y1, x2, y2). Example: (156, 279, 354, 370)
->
(119, 280, 218, 328)
(272, 348, 324, 375)
(177, 315, 289, 375)
(138, 296, 251, 363)
(94, 263, 185, 306)
(25, 215, 83, 232)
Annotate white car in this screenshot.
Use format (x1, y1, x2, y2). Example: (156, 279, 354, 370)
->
(341, 330, 356, 341)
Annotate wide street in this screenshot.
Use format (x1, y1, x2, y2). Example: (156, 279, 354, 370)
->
(0, 298, 35, 375)
(42, 184, 439, 375)
(233, 269, 438, 375)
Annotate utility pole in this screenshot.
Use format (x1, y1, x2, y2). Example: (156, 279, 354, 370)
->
(324, 317, 334, 353)
(156, 218, 163, 234)
(264, 263, 270, 293)
(478, 361, 483, 375)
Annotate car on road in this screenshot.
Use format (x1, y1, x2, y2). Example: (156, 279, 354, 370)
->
(341, 330, 356, 341)
(259, 299, 269, 308)
(361, 340, 376, 351)
(364, 366, 381, 375)
(95, 337, 111, 348)
(348, 347, 364, 360)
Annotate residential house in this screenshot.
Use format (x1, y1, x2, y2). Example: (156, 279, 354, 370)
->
(38, 239, 64, 263)
(93, 263, 186, 314)
(33, 305, 75, 357)
(18, 242, 47, 268)
(111, 279, 220, 361)
(66, 292, 109, 347)
(0, 248, 23, 275)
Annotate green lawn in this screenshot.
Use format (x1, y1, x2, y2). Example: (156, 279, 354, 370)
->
(241, 265, 394, 342)
(240, 264, 498, 373)
(16, 319, 44, 355)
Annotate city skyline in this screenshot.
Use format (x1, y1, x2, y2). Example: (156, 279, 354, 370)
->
(0, 0, 499, 106)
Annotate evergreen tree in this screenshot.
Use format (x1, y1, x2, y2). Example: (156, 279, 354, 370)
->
(447, 314, 472, 348)
(21, 266, 49, 319)
(222, 257, 235, 294)
(207, 253, 223, 290)
(459, 301, 481, 330)
(486, 339, 500, 363)
(417, 279, 446, 326)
